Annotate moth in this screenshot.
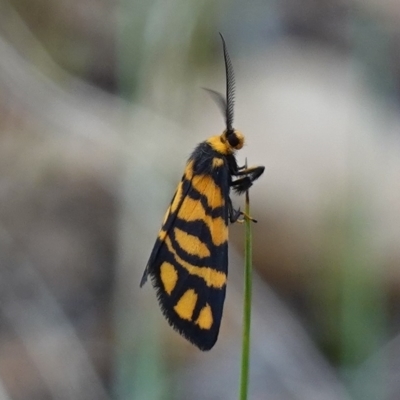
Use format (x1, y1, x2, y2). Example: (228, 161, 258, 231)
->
(140, 34, 264, 350)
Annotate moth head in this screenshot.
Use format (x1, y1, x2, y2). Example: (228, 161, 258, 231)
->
(205, 35, 245, 155)
(221, 129, 244, 151)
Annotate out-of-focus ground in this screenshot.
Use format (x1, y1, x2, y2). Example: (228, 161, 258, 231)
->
(1, 0, 400, 399)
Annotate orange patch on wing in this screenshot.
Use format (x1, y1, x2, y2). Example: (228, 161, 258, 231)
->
(174, 289, 198, 320)
(177, 197, 228, 246)
(170, 182, 183, 214)
(196, 304, 213, 330)
(161, 207, 171, 226)
(191, 174, 224, 210)
(158, 229, 168, 242)
(174, 227, 210, 258)
(164, 236, 226, 288)
(184, 160, 194, 181)
(160, 262, 178, 295)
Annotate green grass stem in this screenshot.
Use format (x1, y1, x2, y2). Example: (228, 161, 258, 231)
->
(239, 187, 253, 400)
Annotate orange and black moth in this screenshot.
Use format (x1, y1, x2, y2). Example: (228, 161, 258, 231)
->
(140, 34, 264, 351)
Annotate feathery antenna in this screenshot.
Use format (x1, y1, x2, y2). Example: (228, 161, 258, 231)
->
(219, 33, 235, 132)
(203, 34, 236, 131)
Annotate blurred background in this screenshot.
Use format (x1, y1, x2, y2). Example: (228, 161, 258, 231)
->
(0, 0, 400, 399)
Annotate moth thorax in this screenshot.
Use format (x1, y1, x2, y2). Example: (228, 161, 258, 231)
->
(221, 129, 244, 151)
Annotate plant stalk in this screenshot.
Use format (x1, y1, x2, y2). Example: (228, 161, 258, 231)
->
(239, 187, 252, 400)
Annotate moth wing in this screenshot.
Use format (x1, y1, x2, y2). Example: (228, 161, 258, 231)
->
(146, 160, 231, 350)
(140, 172, 192, 287)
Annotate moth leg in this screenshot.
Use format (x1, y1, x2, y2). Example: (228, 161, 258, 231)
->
(230, 176, 253, 194)
(228, 196, 242, 223)
(235, 212, 258, 224)
(231, 165, 265, 194)
(228, 197, 258, 223)
(235, 165, 265, 179)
